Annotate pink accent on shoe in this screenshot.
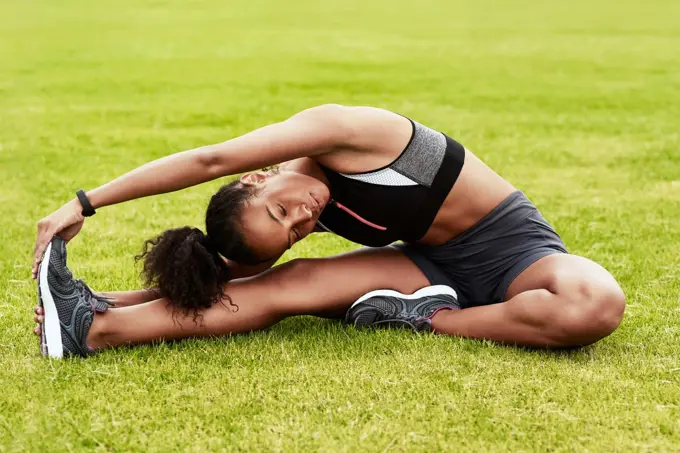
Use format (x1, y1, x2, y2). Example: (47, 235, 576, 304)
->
(427, 306, 458, 320)
(332, 200, 387, 231)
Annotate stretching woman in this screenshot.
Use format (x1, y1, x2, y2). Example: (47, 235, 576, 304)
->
(31, 105, 626, 358)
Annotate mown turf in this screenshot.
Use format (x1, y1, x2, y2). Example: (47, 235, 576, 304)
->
(1, 0, 679, 451)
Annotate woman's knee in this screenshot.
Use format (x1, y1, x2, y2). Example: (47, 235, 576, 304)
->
(555, 277, 626, 344)
(262, 258, 319, 312)
(262, 258, 315, 284)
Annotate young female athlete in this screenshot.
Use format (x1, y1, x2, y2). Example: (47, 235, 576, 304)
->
(31, 105, 626, 358)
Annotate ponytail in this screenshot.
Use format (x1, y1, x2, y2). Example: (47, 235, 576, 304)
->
(138, 179, 262, 316)
(137, 226, 232, 316)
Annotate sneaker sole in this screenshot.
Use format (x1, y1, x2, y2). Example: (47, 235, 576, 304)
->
(38, 242, 64, 359)
(348, 285, 458, 311)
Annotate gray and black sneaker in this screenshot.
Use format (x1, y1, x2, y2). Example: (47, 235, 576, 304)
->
(344, 285, 461, 332)
(37, 237, 113, 358)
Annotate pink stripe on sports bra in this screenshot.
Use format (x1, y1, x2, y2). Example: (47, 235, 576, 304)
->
(331, 200, 387, 231)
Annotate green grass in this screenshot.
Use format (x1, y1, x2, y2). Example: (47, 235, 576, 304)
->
(1, 0, 679, 451)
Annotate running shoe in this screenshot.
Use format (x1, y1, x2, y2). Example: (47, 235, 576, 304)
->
(37, 236, 113, 358)
(344, 285, 461, 332)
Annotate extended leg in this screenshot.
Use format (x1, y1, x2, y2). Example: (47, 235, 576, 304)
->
(430, 254, 626, 347)
(39, 247, 430, 350)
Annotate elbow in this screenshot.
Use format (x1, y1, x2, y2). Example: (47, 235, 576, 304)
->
(294, 104, 347, 125)
(291, 104, 351, 146)
(195, 145, 227, 178)
(310, 103, 346, 117)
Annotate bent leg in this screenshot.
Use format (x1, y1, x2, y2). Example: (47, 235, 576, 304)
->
(86, 247, 430, 349)
(431, 254, 626, 347)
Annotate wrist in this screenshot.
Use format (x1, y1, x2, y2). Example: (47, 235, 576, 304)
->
(76, 189, 96, 217)
(70, 197, 86, 219)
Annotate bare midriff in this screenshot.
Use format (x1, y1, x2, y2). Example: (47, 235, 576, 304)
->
(415, 149, 516, 246)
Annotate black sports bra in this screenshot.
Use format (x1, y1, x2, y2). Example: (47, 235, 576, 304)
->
(316, 118, 465, 247)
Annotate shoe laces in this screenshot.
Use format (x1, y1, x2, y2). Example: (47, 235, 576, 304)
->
(75, 279, 115, 312)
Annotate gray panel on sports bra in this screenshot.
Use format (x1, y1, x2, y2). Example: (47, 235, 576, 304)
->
(391, 121, 446, 188)
(339, 166, 419, 186)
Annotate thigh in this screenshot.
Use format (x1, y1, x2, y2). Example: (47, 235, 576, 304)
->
(504, 253, 621, 300)
(227, 246, 432, 319)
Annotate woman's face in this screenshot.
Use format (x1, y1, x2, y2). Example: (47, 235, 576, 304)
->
(238, 169, 331, 260)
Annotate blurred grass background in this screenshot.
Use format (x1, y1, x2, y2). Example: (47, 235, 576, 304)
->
(1, 0, 679, 451)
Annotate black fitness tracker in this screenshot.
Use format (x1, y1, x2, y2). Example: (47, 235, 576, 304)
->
(76, 189, 96, 217)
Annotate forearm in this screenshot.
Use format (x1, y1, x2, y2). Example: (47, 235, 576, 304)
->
(99, 288, 162, 308)
(85, 146, 221, 209)
(101, 263, 276, 308)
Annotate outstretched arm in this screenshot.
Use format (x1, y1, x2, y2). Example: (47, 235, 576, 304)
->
(98, 289, 162, 307)
(83, 104, 348, 210)
(32, 104, 348, 278)
(89, 252, 287, 308)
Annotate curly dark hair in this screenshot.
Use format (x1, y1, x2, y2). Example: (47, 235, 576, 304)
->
(137, 179, 263, 317)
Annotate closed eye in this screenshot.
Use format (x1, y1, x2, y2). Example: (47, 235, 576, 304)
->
(279, 203, 287, 217)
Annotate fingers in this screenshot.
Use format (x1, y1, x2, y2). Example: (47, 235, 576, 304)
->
(34, 306, 44, 324)
(33, 219, 52, 279)
(32, 200, 85, 279)
(33, 306, 44, 336)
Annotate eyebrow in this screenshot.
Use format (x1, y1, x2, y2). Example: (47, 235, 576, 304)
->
(266, 206, 291, 249)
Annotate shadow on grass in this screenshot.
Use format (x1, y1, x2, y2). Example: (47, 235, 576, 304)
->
(92, 315, 599, 366)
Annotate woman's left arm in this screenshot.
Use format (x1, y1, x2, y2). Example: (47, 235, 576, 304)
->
(97, 288, 162, 307)
(33, 104, 350, 278)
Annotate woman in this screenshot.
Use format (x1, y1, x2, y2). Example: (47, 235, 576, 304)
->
(31, 104, 625, 358)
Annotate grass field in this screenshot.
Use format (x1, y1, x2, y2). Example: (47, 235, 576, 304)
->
(1, 0, 679, 451)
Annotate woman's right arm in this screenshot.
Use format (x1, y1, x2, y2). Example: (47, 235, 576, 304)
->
(32, 104, 351, 278)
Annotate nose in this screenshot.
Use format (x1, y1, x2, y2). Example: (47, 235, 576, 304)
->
(296, 203, 313, 222)
(302, 204, 313, 218)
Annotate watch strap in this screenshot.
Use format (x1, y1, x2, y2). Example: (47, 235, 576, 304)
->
(76, 189, 96, 217)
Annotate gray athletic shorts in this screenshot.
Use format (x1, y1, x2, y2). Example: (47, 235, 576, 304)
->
(392, 190, 567, 308)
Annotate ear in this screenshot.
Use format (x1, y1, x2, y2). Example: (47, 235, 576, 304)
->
(240, 172, 268, 186)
